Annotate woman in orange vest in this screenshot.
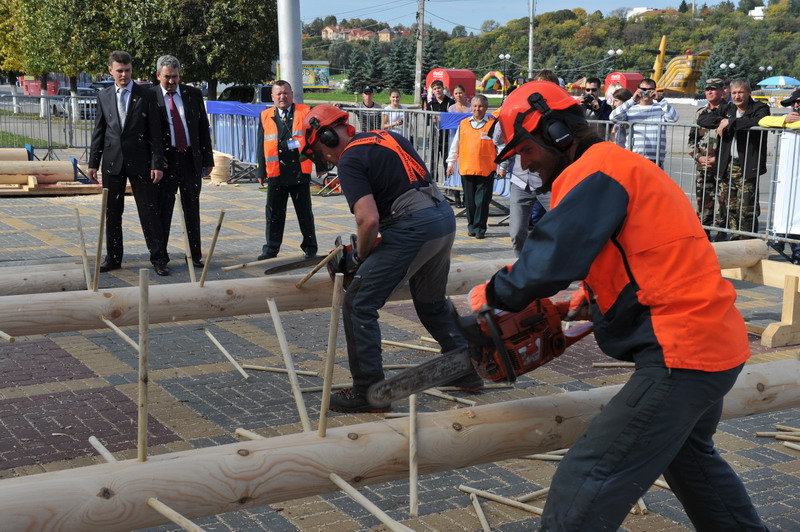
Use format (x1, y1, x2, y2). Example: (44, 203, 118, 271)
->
(446, 94, 501, 239)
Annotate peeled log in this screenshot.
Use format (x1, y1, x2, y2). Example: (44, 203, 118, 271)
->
(0, 240, 762, 338)
(0, 359, 797, 532)
(0, 161, 76, 183)
(713, 239, 768, 270)
(0, 148, 32, 161)
(0, 267, 85, 296)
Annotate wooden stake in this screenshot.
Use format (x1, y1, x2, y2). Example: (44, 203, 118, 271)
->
(592, 362, 635, 368)
(384, 364, 415, 369)
(546, 448, 570, 455)
(409, 394, 418, 518)
(784, 441, 800, 452)
(381, 339, 441, 353)
(147, 498, 207, 532)
(775, 433, 800, 442)
(198, 210, 224, 287)
(88, 436, 117, 463)
(234, 428, 266, 441)
(653, 479, 671, 490)
(295, 245, 343, 289)
(438, 383, 512, 391)
(221, 253, 305, 272)
(318, 273, 345, 437)
(523, 454, 564, 461)
(755, 431, 790, 437)
(328, 473, 414, 532)
(458, 485, 544, 516)
(302, 383, 351, 393)
(74, 209, 91, 290)
(267, 297, 311, 432)
(241, 364, 318, 377)
(629, 497, 648, 515)
(176, 191, 196, 283)
(204, 329, 249, 380)
(423, 388, 477, 406)
(99, 315, 139, 351)
(516, 487, 550, 503)
(138, 269, 149, 462)
(0, 330, 15, 343)
(776, 424, 800, 432)
(92, 188, 108, 291)
(419, 336, 438, 344)
(470, 492, 492, 532)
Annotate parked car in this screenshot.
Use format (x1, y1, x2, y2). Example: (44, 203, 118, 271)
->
(52, 87, 98, 119)
(218, 84, 273, 104)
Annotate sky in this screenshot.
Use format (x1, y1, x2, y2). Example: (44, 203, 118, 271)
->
(299, 0, 682, 34)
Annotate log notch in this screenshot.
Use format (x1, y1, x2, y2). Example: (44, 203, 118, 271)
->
(0, 359, 797, 531)
(0, 240, 767, 338)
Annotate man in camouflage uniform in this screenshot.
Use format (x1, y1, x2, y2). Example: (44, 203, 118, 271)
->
(689, 79, 726, 238)
(698, 79, 770, 239)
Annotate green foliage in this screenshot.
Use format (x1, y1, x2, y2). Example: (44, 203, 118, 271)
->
(679, 0, 689, 13)
(384, 37, 415, 95)
(345, 47, 367, 93)
(364, 40, 385, 88)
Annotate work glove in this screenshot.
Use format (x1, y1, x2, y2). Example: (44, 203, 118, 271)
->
(344, 249, 362, 275)
(563, 285, 591, 321)
(468, 282, 489, 312)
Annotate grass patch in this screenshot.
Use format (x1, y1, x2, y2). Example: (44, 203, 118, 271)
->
(0, 131, 48, 147)
(303, 90, 416, 106)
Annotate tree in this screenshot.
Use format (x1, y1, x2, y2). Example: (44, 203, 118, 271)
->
(678, 0, 689, 13)
(363, 40, 385, 88)
(480, 20, 499, 33)
(737, 0, 763, 13)
(451, 25, 467, 38)
(384, 37, 414, 94)
(345, 47, 367, 93)
(305, 17, 324, 36)
(323, 15, 337, 27)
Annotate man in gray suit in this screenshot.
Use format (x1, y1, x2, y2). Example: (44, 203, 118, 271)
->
(88, 50, 168, 276)
(152, 55, 214, 268)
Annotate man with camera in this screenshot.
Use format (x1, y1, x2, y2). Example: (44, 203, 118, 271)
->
(610, 78, 679, 167)
(581, 77, 611, 120)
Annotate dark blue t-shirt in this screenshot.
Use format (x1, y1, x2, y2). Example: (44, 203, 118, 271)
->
(337, 131, 432, 219)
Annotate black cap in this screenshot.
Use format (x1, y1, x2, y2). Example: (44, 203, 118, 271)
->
(781, 89, 800, 107)
(362, 85, 374, 94)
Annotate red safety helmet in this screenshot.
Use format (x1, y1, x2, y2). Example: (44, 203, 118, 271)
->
(494, 81, 581, 163)
(303, 105, 350, 151)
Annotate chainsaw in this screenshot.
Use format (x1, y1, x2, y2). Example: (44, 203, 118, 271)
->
(367, 297, 593, 406)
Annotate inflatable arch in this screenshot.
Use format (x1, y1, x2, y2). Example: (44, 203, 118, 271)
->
(480, 71, 508, 92)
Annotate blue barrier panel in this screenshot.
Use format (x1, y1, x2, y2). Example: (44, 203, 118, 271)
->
(207, 101, 271, 164)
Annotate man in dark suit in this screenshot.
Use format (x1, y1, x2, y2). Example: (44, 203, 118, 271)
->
(88, 50, 169, 276)
(153, 55, 214, 268)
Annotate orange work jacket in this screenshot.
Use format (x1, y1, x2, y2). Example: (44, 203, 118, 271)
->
(457, 117, 496, 176)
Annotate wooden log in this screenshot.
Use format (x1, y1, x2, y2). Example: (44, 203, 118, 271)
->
(713, 239, 768, 270)
(0, 259, 511, 337)
(0, 262, 82, 275)
(176, 191, 196, 284)
(74, 210, 92, 290)
(240, 364, 318, 377)
(0, 240, 774, 337)
(0, 161, 75, 183)
(0, 268, 85, 296)
(0, 359, 796, 531)
(0, 148, 32, 161)
(295, 245, 343, 289)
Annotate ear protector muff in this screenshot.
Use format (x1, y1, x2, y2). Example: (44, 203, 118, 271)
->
(309, 116, 340, 148)
(527, 93, 573, 151)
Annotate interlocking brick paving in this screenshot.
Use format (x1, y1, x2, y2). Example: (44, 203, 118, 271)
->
(0, 387, 180, 471)
(0, 339, 96, 387)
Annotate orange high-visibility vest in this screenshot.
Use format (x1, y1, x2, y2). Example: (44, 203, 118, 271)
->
(457, 117, 496, 176)
(261, 104, 312, 178)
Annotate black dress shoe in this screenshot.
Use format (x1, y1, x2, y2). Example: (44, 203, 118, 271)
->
(257, 253, 278, 261)
(192, 259, 205, 268)
(153, 263, 170, 276)
(303, 253, 317, 260)
(99, 260, 121, 272)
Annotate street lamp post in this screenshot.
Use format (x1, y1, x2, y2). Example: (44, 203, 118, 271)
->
(499, 53, 511, 101)
(719, 62, 736, 75)
(758, 65, 773, 74)
(607, 49, 623, 73)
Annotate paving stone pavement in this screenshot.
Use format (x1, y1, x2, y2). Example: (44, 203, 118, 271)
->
(0, 182, 798, 531)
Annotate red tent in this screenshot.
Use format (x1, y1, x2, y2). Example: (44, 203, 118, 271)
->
(426, 69, 477, 99)
(605, 72, 644, 93)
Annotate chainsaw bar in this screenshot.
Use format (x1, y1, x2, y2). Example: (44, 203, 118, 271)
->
(367, 348, 474, 406)
(263, 255, 321, 275)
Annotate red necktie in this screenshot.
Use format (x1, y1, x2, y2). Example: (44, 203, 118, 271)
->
(167, 92, 188, 151)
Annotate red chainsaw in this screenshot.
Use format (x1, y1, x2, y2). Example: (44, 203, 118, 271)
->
(367, 298, 593, 406)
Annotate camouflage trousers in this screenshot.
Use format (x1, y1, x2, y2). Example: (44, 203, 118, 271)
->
(695, 167, 718, 226)
(717, 162, 760, 236)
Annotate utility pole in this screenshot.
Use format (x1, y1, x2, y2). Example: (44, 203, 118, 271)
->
(414, 0, 425, 106)
(278, 0, 304, 103)
(528, 0, 536, 79)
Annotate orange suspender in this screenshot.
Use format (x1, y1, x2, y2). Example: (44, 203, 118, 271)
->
(342, 130, 427, 184)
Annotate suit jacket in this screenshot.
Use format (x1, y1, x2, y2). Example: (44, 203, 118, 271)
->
(697, 97, 770, 178)
(89, 83, 164, 177)
(152, 84, 214, 175)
